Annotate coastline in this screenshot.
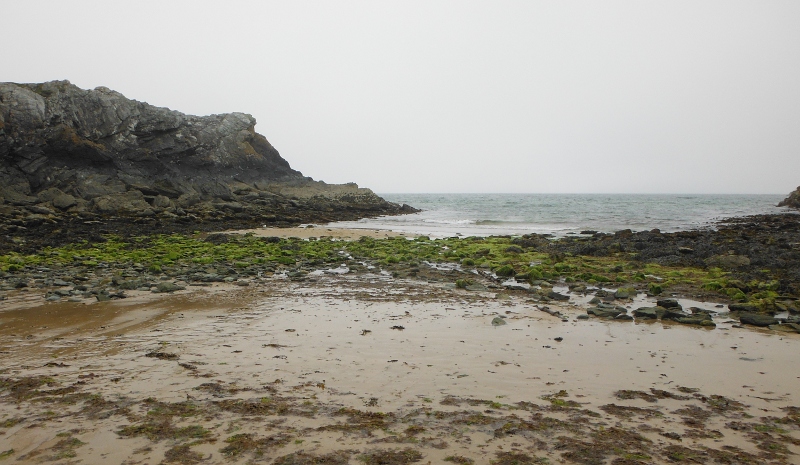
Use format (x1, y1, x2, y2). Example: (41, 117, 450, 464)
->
(3, 79, 798, 463)
(1, 214, 799, 463)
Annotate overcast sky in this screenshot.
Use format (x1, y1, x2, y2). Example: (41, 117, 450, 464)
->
(4, 1, 799, 194)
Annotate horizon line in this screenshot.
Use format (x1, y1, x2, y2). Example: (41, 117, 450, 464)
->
(375, 192, 789, 196)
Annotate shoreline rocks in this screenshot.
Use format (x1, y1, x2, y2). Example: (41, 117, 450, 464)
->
(517, 213, 800, 302)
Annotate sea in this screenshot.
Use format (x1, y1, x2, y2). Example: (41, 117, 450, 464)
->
(327, 193, 793, 238)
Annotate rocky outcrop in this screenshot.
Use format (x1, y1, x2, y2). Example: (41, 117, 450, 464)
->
(0, 80, 416, 250)
(778, 186, 800, 209)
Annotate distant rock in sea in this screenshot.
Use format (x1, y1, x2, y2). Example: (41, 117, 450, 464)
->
(778, 186, 800, 209)
(0, 80, 415, 233)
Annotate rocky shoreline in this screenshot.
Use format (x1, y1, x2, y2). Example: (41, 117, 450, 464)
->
(0, 193, 416, 255)
(0, 80, 416, 254)
(1, 213, 799, 334)
(533, 212, 800, 299)
(2, 80, 799, 327)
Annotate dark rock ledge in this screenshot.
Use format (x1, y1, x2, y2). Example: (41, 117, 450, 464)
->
(0, 80, 416, 252)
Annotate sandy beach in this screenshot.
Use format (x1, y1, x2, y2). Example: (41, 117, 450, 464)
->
(1, 272, 798, 464)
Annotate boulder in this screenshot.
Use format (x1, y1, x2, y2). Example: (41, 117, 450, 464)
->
(689, 307, 716, 316)
(155, 282, 186, 293)
(151, 195, 171, 209)
(729, 303, 759, 313)
(614, 288, 635, 299)
(0, 188, 37, 206)
(661, 308, 689, 321)
(705, 255, 751, 269)
(36, 187, 66, 203)
(52, 194, 77, 210)
(633, 307, 662, 320)
(588, 307, 625, 318)
(675, 315, 715, 327)
(739, 313, 778, 327)
(547, 290, 570, 301)
(92, 191, 151, 214)
(177, 193, 202, 207)
(656, 298, 682, 309)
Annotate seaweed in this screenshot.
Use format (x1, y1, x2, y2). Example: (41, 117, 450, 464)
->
(357, 448, 423, 464)
(273, 450, 353, 465)
(219, 432, 292, 458)
(162, 444, 204, 464)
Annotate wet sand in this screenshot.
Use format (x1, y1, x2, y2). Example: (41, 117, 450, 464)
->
(1, 275, 799, 464)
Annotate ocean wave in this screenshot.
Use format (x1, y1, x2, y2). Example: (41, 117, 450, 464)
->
(475, 219, 526, 225)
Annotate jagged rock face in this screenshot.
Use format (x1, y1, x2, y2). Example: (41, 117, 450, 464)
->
(778, 186, 800, 209)
(0, 80, 301, 204)
(0, 81, 416, 251)
(0, 80, 413, 221)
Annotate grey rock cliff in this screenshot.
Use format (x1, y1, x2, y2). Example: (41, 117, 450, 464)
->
(2, 80, 302, 203)
(0, 80, 413, 221)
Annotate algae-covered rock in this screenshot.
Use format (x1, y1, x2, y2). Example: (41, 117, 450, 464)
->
(495, 265, 516, 277)
(614, 287, 635, 299)
(587, 307, 624, 319)
(675, 315, 715, 327)
(155, 282, 186, 293)
(705, 254, 751, 269)
(491, 316, 507, 326)
(729, 303, 759, 313)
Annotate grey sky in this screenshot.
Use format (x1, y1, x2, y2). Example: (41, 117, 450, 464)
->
(4, 1, 799, 194)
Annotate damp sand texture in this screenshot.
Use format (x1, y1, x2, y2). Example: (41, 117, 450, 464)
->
(0, 276, 799, 464)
